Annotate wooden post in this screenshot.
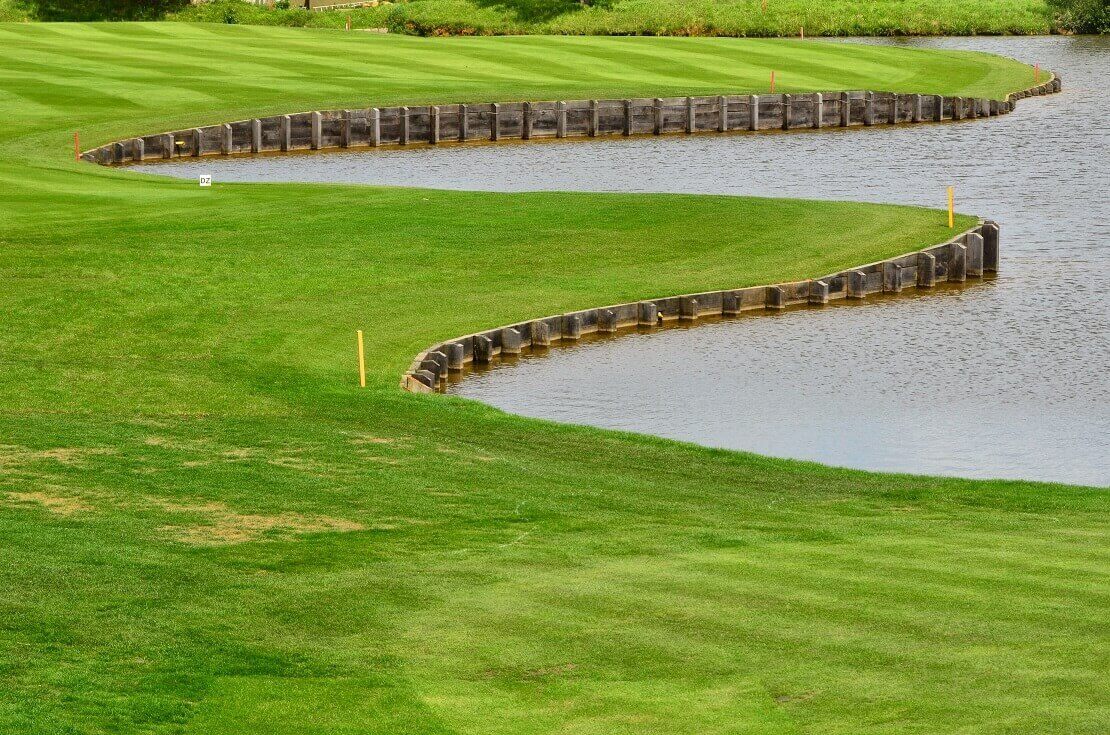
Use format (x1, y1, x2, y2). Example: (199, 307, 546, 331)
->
(841, 91, 850, 127)
(918, 252, 937, 287)
(864, 92, 874, 126)
(966, 233, 984, 277)
(220, 123, 232, 155)
(521, 102, 532, 141)
(889, 93, 898, 124)
(339, 110, 352, 148)
(369, 108, 380, 147)
(782, 94, 791, 130)
(310, 112, 322, 150)
(949, 242, 967, 282)
(430, 105, 440, 144)
(490, 103, 500, 141)
(935, 95, 944, 122)
(847, 270, 867, 299)
(446, 343, 465, 371)
(399, 107, 409, 145)
(812, 93, 822, 128)
(192, 128, 203, 157)
(356, 331, 366, 388)
(749, 94, 759, 131)
(653, 98, 663, 135)
(251, 118, 263, 153)
(458, 104, 468, 142)
(686, 96, 695, 134)
(718, 95, 728, 132)
(280, 115, 291, 151)
(624, 99, 633, 135)
(162, 133, 174, 159)
(556, 101, 566, 138)
(589, 99, 599, 137)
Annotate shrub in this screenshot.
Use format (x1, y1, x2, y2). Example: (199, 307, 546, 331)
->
(26, 0, 191, 21)
(1046, 0, 1110, 32)
(0, 0, 32, 21)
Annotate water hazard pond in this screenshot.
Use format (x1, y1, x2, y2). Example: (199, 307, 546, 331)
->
(144, 37, 1109, 486)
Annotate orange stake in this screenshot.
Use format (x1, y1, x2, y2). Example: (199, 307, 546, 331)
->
(1034, 63, 1040, 82)
(73, 131, 80, 161)
(770, 70, 776, 93)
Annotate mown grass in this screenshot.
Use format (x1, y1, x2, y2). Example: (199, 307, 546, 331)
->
(171, 0, 1060, 37)
(0, 21, 1105, 735)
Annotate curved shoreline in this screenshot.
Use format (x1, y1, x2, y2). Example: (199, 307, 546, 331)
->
(77, 75, 1061, 396)
(404, 221, 995, 392)
(81, 79, 1060, 164)
(397, 77, 1057, 393)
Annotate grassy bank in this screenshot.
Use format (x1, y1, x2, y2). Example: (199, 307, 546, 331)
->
(169, 0, 1064, 36)
(1, 22, 1106, 735)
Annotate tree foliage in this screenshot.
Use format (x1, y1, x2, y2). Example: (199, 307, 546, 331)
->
(1046, 0, 1109, 32)
(26, 0, 192, 21)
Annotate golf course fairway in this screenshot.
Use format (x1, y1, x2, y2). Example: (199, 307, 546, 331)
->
(0, 22, 1106, 735)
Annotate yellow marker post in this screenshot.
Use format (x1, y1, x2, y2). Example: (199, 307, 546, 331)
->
(947, 186, 955, 228)
(356, 330, 366, 388)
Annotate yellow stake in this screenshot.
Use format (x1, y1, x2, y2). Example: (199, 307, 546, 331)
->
(947, 186, 955, 228)
(356, 330, 366, 388)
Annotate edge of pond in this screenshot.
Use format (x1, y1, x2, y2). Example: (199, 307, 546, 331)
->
(403, 221, 996, 392)
(399, 76, 1058, 393)
(72, 74, 1061, 399)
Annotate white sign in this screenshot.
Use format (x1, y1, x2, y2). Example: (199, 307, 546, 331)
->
(198, 174, 212, 188)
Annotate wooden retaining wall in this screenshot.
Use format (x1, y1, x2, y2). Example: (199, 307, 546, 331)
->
(75, 76, 1058, 395)
(401, 221, 1000, 392)
(81, 77, 1061, 164)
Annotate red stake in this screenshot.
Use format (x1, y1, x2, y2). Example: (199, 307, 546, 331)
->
(770, 70, 776, 93)
(74, 131, 80, 162)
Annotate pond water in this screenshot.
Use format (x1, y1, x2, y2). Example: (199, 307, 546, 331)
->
(145, 36, 1109, 486)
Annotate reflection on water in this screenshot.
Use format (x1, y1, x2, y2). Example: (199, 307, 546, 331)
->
(145, 36, 1110, 486)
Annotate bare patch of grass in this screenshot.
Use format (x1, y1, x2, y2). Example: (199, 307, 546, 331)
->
(153, 499, 364, 546)
(0, 444, 114, 472)
(4, 489, 93, 516)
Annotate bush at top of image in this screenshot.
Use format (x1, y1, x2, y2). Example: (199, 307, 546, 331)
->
(24, 0, 191, 21)
(1047, 0, 1110, 32)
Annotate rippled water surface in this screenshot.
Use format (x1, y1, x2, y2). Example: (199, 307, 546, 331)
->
(146, 37, 1109, 486)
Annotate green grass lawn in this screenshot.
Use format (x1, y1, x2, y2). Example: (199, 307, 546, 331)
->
(0, 22, 1105, 735)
